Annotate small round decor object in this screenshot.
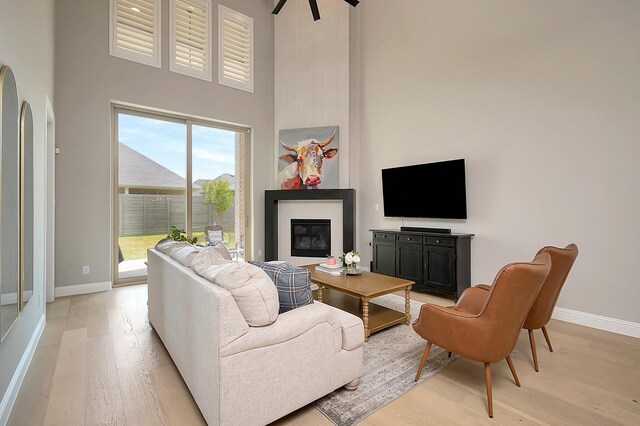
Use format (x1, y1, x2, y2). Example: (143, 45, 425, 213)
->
(326, 256, 336, 266)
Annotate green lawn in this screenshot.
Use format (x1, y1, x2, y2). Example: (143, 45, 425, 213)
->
(119, 231, 236, 261)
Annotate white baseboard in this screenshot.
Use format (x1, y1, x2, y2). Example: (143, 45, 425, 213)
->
(0, 314, 45, 426)
(552, 307, 640, 338)
(55, 281, 112, 298)
(1, 291, 33, 306)
(0, 293, 17, 306)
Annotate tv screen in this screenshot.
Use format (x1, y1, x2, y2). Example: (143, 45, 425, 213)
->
(382, 159, 467, 219)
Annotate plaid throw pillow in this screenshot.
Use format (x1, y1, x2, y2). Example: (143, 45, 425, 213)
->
(249, 261, 313, 313)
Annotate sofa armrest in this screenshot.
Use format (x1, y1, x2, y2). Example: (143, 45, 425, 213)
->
(219, 303, 342, 357)
(326, 303, 364, 351)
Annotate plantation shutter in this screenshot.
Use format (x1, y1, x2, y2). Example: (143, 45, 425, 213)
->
(219, 5, 254, 92)
(170, 0, 211, 80)
(110, 0, 161, 67)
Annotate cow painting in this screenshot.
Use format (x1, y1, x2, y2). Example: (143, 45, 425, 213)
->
(278, 127, 339, 190)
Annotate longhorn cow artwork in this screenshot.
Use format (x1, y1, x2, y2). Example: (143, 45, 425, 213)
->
(278, 126, 339, 190)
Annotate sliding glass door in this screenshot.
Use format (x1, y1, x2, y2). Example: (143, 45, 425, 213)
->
(191, 125, 247, 260)
(113, 107, 250, 284)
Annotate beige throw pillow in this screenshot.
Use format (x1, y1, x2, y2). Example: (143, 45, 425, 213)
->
(191, 248, 279, 326)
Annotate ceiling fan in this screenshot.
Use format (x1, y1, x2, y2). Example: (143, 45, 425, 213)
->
(272, 0, 359, 22)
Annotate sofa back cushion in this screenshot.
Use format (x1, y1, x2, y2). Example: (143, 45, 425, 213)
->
(155, 238, 184, 254)
(208, 242, 233, 260)
(170, 244, 201, 267)
(249, 261, 313, 313)
(192, 248, 279, 326)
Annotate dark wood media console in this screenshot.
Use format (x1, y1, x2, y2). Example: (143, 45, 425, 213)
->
(370, 229, 474, 300)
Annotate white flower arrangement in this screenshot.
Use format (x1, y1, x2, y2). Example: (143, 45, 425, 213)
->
(344, 251, 360, 265)
(340, 250, 360, 273)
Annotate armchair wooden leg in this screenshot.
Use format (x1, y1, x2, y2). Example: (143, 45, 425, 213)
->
(484, 363, 493, 418)
(415, 341, 432, 382)
(541, 326, 554, 352)
(528, 329, 539, 372)
(505, 355, 521, 387)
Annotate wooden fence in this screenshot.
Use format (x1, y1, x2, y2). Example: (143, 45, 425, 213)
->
(119, 194, 235, 236)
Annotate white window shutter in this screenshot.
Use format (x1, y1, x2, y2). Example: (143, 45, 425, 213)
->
(109, 0, 161, 68)
(219, 5, 254, 93)
(170, 0, 212, 81)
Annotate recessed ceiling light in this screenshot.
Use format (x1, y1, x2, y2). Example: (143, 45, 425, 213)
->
(131, 7, 140, 13)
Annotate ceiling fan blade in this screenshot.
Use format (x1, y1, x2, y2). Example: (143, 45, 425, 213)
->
(309, 0, 321, 21)
(272, 0, 288, 15)
(343, 0, 359, 7)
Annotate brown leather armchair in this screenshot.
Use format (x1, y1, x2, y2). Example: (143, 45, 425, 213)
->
(477, 244, 578, 371)
(413, 253, 551, 418)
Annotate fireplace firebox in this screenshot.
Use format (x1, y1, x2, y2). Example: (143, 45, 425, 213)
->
(291, 219, 331, 257)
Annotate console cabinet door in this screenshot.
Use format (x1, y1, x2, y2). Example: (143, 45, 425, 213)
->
(372, 240, 396, 276)
(424, 246, 456, 291)
(396, 243, 423, 283)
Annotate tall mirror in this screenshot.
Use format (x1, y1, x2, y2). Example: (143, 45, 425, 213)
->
(20, 101, 34, 310)
(0, 65, 20, 342)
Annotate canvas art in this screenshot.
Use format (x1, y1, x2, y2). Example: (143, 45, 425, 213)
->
(277, 126, 339, 190)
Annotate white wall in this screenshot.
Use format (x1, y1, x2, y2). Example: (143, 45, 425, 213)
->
(351, 0, 640, 324)
(274, 0, 351, 187)
(54, 0, 274, 288)
(0, 0, 54, 414)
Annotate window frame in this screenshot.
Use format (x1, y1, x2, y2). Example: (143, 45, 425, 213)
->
(109, 0, 162, 68)
(218, 4, 254, 93)
(111, 103, 252, 286)
(169, 0, 213, 81)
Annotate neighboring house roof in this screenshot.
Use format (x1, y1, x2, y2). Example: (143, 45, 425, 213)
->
(194, 173, 236, 191)
(119, 143, 189, 189)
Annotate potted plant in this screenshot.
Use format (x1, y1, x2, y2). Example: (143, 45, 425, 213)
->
(167, 226, 198, 245)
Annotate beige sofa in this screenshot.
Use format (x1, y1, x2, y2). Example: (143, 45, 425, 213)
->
(147, 248, 364, 425)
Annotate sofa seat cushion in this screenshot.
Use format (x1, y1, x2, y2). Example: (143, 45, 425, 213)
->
(327, 303, 365, 351)
(192, 248, 279, 326)
(249, 261, 313, 313)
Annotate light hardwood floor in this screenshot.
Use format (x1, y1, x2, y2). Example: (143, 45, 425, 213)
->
(8, 284, 640, 425)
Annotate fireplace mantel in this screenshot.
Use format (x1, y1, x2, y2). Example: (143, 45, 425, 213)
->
(264, 189, 356, 261)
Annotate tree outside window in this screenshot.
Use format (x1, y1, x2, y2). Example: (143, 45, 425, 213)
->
(202, 179, 234, 225)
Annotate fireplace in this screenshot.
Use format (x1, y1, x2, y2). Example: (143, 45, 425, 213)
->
(291, 219, 331, 258)
(264, 189, 355, 262)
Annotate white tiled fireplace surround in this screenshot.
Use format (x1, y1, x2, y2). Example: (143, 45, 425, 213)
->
(278, 200, 343, 265)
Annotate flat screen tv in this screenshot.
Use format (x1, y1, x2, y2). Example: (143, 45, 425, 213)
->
(382, 159, 467, 219)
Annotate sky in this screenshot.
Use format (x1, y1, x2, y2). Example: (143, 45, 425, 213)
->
(118, 113, 236, 181)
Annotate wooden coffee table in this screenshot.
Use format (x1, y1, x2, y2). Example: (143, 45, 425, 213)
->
(303, 265, 414, 341)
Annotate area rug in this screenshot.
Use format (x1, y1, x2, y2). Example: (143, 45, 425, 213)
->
(313, 294, 457, 426)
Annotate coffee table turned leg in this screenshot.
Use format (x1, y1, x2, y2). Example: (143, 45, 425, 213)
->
(362, 298, 370, 342)
(317, 286, 324, 302)
(405, 286, 412, 325)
